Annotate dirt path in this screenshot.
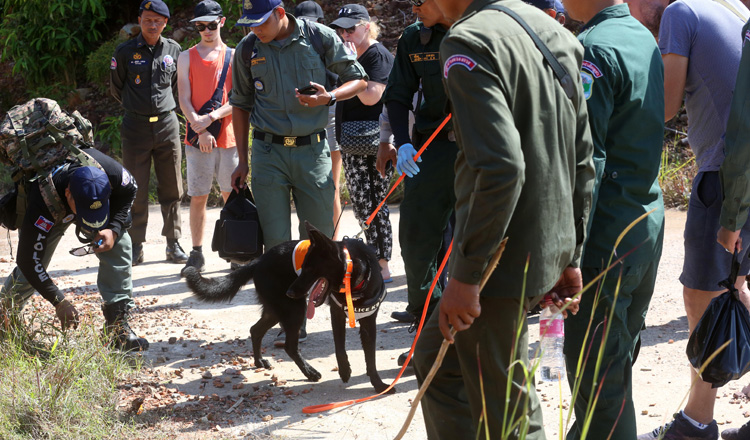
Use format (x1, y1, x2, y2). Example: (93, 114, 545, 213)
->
(2, 207, 749, 439)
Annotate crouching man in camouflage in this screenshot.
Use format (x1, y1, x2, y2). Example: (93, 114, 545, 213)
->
(0, 136, 148, 351)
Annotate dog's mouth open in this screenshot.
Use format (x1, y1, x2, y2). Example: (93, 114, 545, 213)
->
(306, 277, 329, 319)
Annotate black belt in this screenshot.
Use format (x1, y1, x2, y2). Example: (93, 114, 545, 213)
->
(253, 130, 326, 147)
(125, 110, 174, 123)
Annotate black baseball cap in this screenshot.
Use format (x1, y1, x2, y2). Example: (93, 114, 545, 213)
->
(294, 1, 324, 20)
(330, 4, 369, 29)
(524, 0, 556, 10)
(139, 0, 170, 18)
(69, 167, 111, 232)
(191, 0, 223, 22)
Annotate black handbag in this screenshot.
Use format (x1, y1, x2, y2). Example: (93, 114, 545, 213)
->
(211, 184, 263, 263)
(340, 120, 380, 155)
(186, 46, 232, 146)
(686, 251, 750, 388)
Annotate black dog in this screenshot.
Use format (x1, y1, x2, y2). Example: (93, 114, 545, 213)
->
(183, 222, 393, 394)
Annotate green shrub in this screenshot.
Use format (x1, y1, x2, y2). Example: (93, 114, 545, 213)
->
(0, 0, 108, 87)
(86, 37, 126, 93)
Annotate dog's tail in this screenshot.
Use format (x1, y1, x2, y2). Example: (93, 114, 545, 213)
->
(183, 263, 256, 304)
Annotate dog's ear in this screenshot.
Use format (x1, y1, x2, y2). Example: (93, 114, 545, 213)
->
(308, 223, 336, 250)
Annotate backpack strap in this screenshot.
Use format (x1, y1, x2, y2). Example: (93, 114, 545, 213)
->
(241, 33, 258, 72)
(481, 4, 576, 101)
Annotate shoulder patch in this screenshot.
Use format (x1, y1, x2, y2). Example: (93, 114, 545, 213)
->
(745, 29, 750, 46)
(581, 71, 594, 100)
(110, 57, 117, 70)
(443, 54, 477, 78)
(122, 169, 132, 186)
(582, 60, 603, 78)
(34, 216, 54, 232)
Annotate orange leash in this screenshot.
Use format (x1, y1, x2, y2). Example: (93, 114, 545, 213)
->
(341, 248, 356, 328)
(302, 240, 454, 414)
(364, 114, 453, 228)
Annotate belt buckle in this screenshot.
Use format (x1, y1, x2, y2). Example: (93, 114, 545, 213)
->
(148, 116, 159, 123)
(283, 136, 297, 147)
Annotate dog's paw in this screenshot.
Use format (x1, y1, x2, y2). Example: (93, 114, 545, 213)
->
(255, 358, 272, 370)
(374, 382, 395, 394)
(303, 367, 322, 382)
(338, 363, 352, 383)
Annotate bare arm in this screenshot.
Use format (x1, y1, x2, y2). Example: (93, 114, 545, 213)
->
(358, 81, 386, 106)
(230, 106, 251, 192)
(663, 53, 688, 122)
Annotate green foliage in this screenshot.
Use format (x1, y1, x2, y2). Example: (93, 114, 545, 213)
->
(96, 116, 124, 157)
(86, 37, 126, 93)
(0, 309, 138, 440)
(659, 131, 695, 209)
(0, 0, 108, 87)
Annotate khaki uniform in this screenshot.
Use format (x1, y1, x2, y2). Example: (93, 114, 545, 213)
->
(412, 1, 595, 439)
(110, 33, 183, 245)
(230, 16, 366, 247)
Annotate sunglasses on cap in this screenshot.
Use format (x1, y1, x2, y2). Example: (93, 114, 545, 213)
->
(410, 0, 425, 6)
(195, 20, 219, 32)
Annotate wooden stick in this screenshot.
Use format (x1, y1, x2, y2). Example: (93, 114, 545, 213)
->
(394, 238, 508, 440)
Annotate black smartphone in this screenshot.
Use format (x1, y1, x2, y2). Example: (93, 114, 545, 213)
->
(298, 84, 318, 95)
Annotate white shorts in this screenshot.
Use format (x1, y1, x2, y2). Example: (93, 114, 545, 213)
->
(185, 144, 239, 196)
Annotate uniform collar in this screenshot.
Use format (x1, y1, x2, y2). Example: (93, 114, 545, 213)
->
(580, 3, 631, 32)
(461, 0, 503, 19)
(136, 33, 162, 48)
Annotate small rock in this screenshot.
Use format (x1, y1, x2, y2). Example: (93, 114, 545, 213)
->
(161, 346, 169, 352)
(262, 415, 273, 422)
(168, 337, 178, 345)
(642, 410, 648, 415)
(202, 371, 213, 379)
(156, 356, 167, 364)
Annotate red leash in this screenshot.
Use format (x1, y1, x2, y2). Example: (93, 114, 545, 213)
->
(363, 114, 453, 228)
(302, 240, 453, 414)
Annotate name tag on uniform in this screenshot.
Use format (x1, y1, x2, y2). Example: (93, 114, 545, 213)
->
(252, 57, 266, 66)
(409, 52, 439, 63)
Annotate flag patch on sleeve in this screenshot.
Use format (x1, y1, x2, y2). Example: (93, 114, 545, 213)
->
(34, 216, 54, 232)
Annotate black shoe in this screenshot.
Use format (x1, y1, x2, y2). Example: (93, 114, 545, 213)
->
(132, 243, 144, 266)
(722, 420, 750, 440)
(397, 350, 412, 367)
(102, 300, 149, 352)
(166, 240, 188, 264)
(638, 412, 718, 440)
(180, 250, 205, 276)
(391, 311, 414, 323)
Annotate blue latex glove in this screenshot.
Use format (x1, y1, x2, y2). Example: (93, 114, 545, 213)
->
(396, 143, 421, 177)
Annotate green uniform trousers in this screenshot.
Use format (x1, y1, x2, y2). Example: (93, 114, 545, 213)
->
(120, 112, 183, 245)
(563, 258, 660, 440)
(400, 138, 457, 318)
(414, 295, 546, 440)
(2, 225, 134, 309)
(250, 136, 334, 249)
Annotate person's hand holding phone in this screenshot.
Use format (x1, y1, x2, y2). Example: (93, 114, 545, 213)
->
(295, 82, 330, 108)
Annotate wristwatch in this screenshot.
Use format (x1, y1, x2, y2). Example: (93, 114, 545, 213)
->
(326, 91, 337, 107)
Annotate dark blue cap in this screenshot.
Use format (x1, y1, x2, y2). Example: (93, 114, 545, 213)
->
(69, 167, 111, 232)
(294, 1, 324, 20)
(237, 0, 282, 27)
(191, 0, 223, 22)
(140, 0, 170, 19)
(524, 0, 556, 10)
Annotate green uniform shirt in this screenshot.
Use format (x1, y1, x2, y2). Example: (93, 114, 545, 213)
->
(384, 22, 452, 136)
(720, 20, 750, 231)
(442, 0, 596, 298)
(230, 16, 367, 136)
(578, 4, 665, 267)
(110, 34, 181, 115)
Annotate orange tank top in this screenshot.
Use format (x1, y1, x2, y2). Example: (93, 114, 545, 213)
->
(186, 44, 235, 149)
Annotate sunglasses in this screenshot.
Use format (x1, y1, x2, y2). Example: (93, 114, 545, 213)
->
(195, 21, 220, 32)
(69, 238, 103, 257)
(337, 24, 361, 35)
(410, 0, 425, 6)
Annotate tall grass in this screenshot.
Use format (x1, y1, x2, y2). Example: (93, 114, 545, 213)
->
(0, 308, 138, 440)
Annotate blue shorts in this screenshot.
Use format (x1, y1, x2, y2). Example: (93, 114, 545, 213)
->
(680, 171, 750, 291)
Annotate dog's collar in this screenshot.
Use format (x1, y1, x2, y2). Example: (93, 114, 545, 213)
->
(330, 281, 387, 321)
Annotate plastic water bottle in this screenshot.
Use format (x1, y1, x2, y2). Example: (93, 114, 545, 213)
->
(539, 298, 566, 382)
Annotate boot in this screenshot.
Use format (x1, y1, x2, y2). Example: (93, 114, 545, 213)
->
(102, 300, 149, 352)
(166, 239, 188, 264)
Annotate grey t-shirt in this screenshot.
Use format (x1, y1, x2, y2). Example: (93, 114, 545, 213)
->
(659, 0, 749, 172)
